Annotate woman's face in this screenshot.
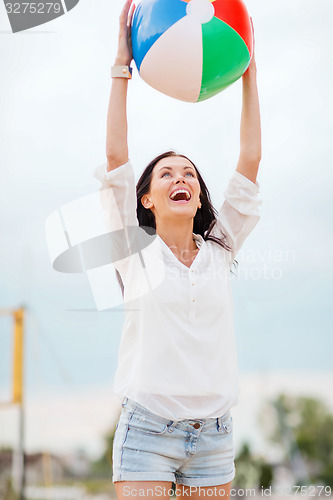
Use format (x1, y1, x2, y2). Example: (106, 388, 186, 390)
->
(141, 156, 202, 223)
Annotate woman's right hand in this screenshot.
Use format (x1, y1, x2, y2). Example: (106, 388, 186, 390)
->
(115, 0, 136, 66)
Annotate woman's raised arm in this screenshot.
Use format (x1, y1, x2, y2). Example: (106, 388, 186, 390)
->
(236, 22, 262, 185)
(106, 0, 135, 172)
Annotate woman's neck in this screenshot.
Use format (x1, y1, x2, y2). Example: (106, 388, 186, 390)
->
(156, 222, 198, 257)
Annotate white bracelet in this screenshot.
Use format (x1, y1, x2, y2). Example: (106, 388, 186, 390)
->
(111, 65, 133, 79)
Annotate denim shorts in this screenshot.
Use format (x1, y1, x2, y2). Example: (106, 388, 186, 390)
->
(112, 396, 236, 487)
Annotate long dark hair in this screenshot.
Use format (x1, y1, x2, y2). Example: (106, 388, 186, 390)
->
(115, 151, 237, 297)
(137, 151, 232, 250)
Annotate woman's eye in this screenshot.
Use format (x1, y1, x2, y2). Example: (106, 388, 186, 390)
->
(162, 172, 194, 178)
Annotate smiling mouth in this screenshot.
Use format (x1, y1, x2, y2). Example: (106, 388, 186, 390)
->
(169, 189, 191, 203)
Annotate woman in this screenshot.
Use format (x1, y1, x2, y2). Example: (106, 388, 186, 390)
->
(94, 0, 262, 498)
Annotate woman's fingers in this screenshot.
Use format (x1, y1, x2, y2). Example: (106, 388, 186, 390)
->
(250, 17, 255, 50)
(127, 2, 136, 27)
(120, 0, 132, 25)
(116, 0, 134, 63)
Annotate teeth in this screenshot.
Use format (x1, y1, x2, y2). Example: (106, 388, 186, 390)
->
(170, 189, 191, 200)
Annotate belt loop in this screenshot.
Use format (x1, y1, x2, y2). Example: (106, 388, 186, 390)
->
(167, 421, 177, 433)
(121, 396, 128, 408)
(216, 416, 221, 432)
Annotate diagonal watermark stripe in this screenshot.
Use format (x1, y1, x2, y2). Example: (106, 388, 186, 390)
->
(4, 0, 80, 33)
(45, 188, 166, 311)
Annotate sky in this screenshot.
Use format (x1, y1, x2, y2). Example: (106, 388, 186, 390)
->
(0, 0, 333, 458)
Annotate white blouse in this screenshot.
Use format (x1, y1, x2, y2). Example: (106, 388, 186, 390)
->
(93, 160, 262, 420)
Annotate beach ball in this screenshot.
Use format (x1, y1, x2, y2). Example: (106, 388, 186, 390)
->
(131, 0, 253, 103)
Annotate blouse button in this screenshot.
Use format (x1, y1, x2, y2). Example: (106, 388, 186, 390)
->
(192, 299, 196, 303)
(192, 283, 195, 286)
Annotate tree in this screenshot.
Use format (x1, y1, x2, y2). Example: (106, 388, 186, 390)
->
(232, 442, 273, 490)
(264, 394, 333, 487)
(90, 410, 121, 479)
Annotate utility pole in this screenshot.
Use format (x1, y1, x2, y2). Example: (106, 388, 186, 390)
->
(0, 307, 26, 500)
(13, 308, 25, 500)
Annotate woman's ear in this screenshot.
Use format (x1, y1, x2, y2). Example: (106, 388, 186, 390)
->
(141, 194, 152, 209)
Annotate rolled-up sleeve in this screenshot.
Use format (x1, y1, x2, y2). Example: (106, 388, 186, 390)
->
(211, 170, 262, 266)
(93, 160, 139, 232)
(92, 160, 141, 282)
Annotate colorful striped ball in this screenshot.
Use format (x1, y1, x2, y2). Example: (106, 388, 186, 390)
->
(131, 0, 253, 102)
